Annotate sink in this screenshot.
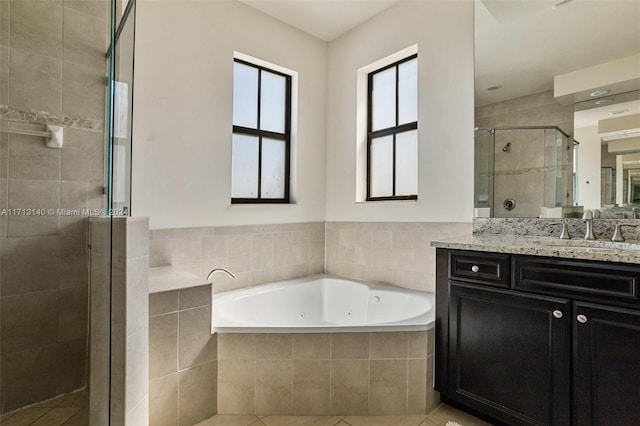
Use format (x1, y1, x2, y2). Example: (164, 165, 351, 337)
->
(533, 239, 640, 251)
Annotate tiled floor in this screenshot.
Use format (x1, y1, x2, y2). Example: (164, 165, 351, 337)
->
(196, 404, 492, 426)
(0, 389, 88, 426)
(0, 393, 491, 426)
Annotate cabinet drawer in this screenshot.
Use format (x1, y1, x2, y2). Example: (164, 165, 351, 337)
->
(513, 256, 640, 305)
(449, 251, 510, 287)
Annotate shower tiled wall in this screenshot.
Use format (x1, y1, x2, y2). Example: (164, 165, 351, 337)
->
(148, 222, 325, 292)
(0, 0, 106, 414)
(474, 90, 575, 218)
(475, 90, 573, 133)
(89, 217, 150, 426)
(325, 222, 472, 292)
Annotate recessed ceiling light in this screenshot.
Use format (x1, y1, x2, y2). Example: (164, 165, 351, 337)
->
(590, 89, 611, 97)
(552, 0, 574, 10)
(486, 84, 502, 91)
(610, 109, 629, 115)
(595, 98, 614, 105)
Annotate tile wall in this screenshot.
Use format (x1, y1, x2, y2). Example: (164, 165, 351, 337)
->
(325, 222, 472, 292)
(148, 222, 325, 293)
(148, 284, 437, 422)
(475, 90, 573, 134)
(474, 90, 575, 218)
(148, 285, 217, 426)
(216, 331, 437, 416)
(0, 0, 106, 414)
(89, 217, 150, 426)
(146, 220, 465, 421)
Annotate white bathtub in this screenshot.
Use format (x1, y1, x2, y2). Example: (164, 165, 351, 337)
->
(212, 274, 435, 333)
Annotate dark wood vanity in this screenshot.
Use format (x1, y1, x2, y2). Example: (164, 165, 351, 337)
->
(435, 248, 640, 426)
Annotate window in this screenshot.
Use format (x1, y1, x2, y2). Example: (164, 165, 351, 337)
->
(367, 54, 418, 201)
(231, 58, 292, 203)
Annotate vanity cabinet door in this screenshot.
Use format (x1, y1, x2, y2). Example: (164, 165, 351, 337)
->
(573, 303, 640, 426)
(448, 283, 571, 426)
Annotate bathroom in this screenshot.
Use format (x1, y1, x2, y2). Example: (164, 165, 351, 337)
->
(0, 0, 639, 425)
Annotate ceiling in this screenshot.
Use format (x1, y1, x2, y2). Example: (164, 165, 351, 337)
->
(240, 0, 400, 41)
(475, 0, 640, 107)
(574, 98, 640, 130)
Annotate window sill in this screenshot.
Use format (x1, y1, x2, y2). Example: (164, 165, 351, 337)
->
(366, 195, 418, 202)
(356, 196, 418, 204)
(230, 200, 296, 206)
(231, 198, 291, 204)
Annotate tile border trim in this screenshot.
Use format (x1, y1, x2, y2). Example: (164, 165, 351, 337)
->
(0, 104, 103, 132)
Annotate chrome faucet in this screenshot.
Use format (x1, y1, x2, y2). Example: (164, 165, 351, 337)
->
(550, 222, 571, 239)
(611, 224, 639, 242)
(206, 268, 236, 281)
(582, 211, 596, 240)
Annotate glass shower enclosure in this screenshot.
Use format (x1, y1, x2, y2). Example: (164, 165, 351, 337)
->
(475, 126, 575, 218)
(0, 0, 135, 424)
(88, 0, 137, 424)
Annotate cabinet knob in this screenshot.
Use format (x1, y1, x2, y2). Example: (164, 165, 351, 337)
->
(471, 265, 480, 273)
(577, 314, 588, 324)
(553, 310, 563, 319)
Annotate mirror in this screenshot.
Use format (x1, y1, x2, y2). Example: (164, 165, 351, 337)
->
(474, 0, 640, 218)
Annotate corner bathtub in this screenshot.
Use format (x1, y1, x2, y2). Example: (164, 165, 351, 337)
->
(212, 274, 434, 333)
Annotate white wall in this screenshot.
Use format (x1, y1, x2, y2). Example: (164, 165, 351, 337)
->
(132, 0, 327, 229)
(325, 0, 474, 222)
(133, 0, 475, 229)
(575, 126, 602, 210)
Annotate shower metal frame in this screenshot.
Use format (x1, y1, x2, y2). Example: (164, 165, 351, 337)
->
(475, 125, 571, 139)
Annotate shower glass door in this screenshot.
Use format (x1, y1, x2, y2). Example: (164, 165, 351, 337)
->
(87, 0, 136, 424)
(108, 0, 136, 215)
(0, 0, 128, 423)
(474, 129, 494, 216)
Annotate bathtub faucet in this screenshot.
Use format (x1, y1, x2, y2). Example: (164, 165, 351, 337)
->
(206, 268, 236, 281)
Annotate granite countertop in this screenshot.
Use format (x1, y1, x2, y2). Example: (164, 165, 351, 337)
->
(431, 234, 640, 264)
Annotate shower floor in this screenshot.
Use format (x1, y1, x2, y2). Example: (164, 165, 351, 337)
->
(197, 404, 491, 426)
(0, 389, 88, 426)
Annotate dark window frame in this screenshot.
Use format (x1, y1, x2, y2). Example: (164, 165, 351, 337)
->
(232, 58, 292, 204)
(366, 54, 418, 201)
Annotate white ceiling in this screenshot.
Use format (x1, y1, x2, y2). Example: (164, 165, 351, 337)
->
(240, 0, 400, 41)
(475, 0, 640, 107)
(574, 98, 640, 130)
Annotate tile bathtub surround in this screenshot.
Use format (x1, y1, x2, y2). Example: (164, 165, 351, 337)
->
(216, 330, 437, 416)
(148, 222, 326, 293)
(325, 222, 472, 293)
(148, 285, 217, 426)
